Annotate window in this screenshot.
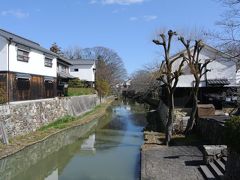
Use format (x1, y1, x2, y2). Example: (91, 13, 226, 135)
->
(17, 79, 30, 90)
(45, 57, 53, 67)
(17, 49, 29, 62)
(74, 69, 79, 72)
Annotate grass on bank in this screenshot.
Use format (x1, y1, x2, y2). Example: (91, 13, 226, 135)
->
(39, 105, 101, 131)
(67, 88, 95, 96)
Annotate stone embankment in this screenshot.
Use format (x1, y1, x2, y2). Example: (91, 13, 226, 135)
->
(0, 95, 99, 138)
(0, 96, 112, 160)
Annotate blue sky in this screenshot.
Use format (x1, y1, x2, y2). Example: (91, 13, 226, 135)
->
(0, 0, 225, 75)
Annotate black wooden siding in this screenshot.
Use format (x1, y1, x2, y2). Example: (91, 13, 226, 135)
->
(0, 72, 57, 103)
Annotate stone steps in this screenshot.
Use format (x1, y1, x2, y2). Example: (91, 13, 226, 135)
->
(221, 157, 227, 163)
(200, 165, 216, 180)
(214, 159, 225, 173)
(200, 157, 227, 180)
(209, 162, 224, 179)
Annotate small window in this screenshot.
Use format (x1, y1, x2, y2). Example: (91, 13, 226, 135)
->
(17, 49, 29, 62)
(45, 57, 53, 67)
(17, 79, 30, 90)
(74, 69, 79, 72)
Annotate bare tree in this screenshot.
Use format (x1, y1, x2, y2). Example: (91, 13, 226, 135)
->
(50, 42, 63, 55)
(208, 0, 240, 56)
(129, 62, 160, 94)
(63, 46, 82, 59)
(83, 47, 127, 87)
(63, 46, 127, 89)
(153, 30, 185, 145)
(179, 38, 212, 134)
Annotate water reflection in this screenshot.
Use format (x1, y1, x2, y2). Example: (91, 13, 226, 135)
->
(0, 101, 147, 180)
(45, 169, 58, 180)
(80, 134, 96, 151)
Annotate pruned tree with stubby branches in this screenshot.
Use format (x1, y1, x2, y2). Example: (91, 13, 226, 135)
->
(153, 30, 186, 145)
(179, 38, 212, 134)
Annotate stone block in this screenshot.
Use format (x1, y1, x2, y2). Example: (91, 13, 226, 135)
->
(198, 104, 215, 117)
(203, 145, 227, 164)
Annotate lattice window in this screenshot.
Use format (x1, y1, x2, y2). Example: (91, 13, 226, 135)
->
(45, 57, 53, 67)
(17, 49, 29, 62)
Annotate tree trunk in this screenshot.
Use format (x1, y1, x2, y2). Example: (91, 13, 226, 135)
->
(99, 93, 102, 103)
(165, 93, 174, 146)
(184, 84, 199, 135)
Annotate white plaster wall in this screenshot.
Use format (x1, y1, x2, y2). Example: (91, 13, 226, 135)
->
(0, 37, 8, 71)
(207, 57, 236, 82)
(8, 43, 57, 77)
(172, 48, 236, 87)
(236, 70, 240, 84)
(70, 64, 95, 82)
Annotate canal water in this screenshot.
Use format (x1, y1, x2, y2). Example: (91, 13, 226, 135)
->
(0, 100, 147, 180)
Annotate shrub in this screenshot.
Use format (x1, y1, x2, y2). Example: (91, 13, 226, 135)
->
(225, 116, 240, 153)
(68, 79, 84, 88)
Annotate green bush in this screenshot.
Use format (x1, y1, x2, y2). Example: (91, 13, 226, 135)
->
(225, 116, 240, 153)
(68, 79, 84, 88)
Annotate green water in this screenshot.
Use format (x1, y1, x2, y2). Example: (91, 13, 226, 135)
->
(0, 101, 147, 180)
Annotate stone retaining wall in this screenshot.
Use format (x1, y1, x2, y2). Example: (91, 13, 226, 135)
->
(157, 100, 191, 133)
(0, 95, 99, 138)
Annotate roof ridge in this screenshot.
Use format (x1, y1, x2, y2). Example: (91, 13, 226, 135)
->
(0, 29, 40, 46)
(72, 59, 95, 61)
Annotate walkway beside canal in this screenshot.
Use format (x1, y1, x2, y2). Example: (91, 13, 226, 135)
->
(141, 133, 205, 180)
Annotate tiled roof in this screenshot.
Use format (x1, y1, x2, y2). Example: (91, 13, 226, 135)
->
(71, 59, 95, 65)
(57, 72, 75, 79)
(57, 56, 72, 65)
(0, 29, 56, 56)
(207, 79, 230, 86)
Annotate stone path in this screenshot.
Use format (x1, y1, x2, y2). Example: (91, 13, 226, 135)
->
(141, 145, 205, 180)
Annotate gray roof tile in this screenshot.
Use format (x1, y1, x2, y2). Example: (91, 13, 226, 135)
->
(71, 59, 95, 65)
(0, 29, 57, 56)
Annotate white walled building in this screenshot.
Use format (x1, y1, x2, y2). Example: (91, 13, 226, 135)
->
(0, 29, 58, 102)
(161, 44, 239, 108)
(69, 59, 96, 87)
(171, 44, 238, 87)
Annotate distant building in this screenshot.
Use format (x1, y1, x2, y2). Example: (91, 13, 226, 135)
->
(0, 29, 58, 102)
(69, 59, 96, 87)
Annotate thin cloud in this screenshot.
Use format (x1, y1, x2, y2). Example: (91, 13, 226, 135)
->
(143, 15, 157, 21)
(89, 0, 97, 4)
(1, 9, 29, 19)
(129, 15, 157, 22)
(129, 17, 138, 21)
(112, 8, 126, 13)
(91, 0, 146, 5)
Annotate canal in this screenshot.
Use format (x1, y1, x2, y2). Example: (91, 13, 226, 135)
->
(0, 100, 147, 180)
